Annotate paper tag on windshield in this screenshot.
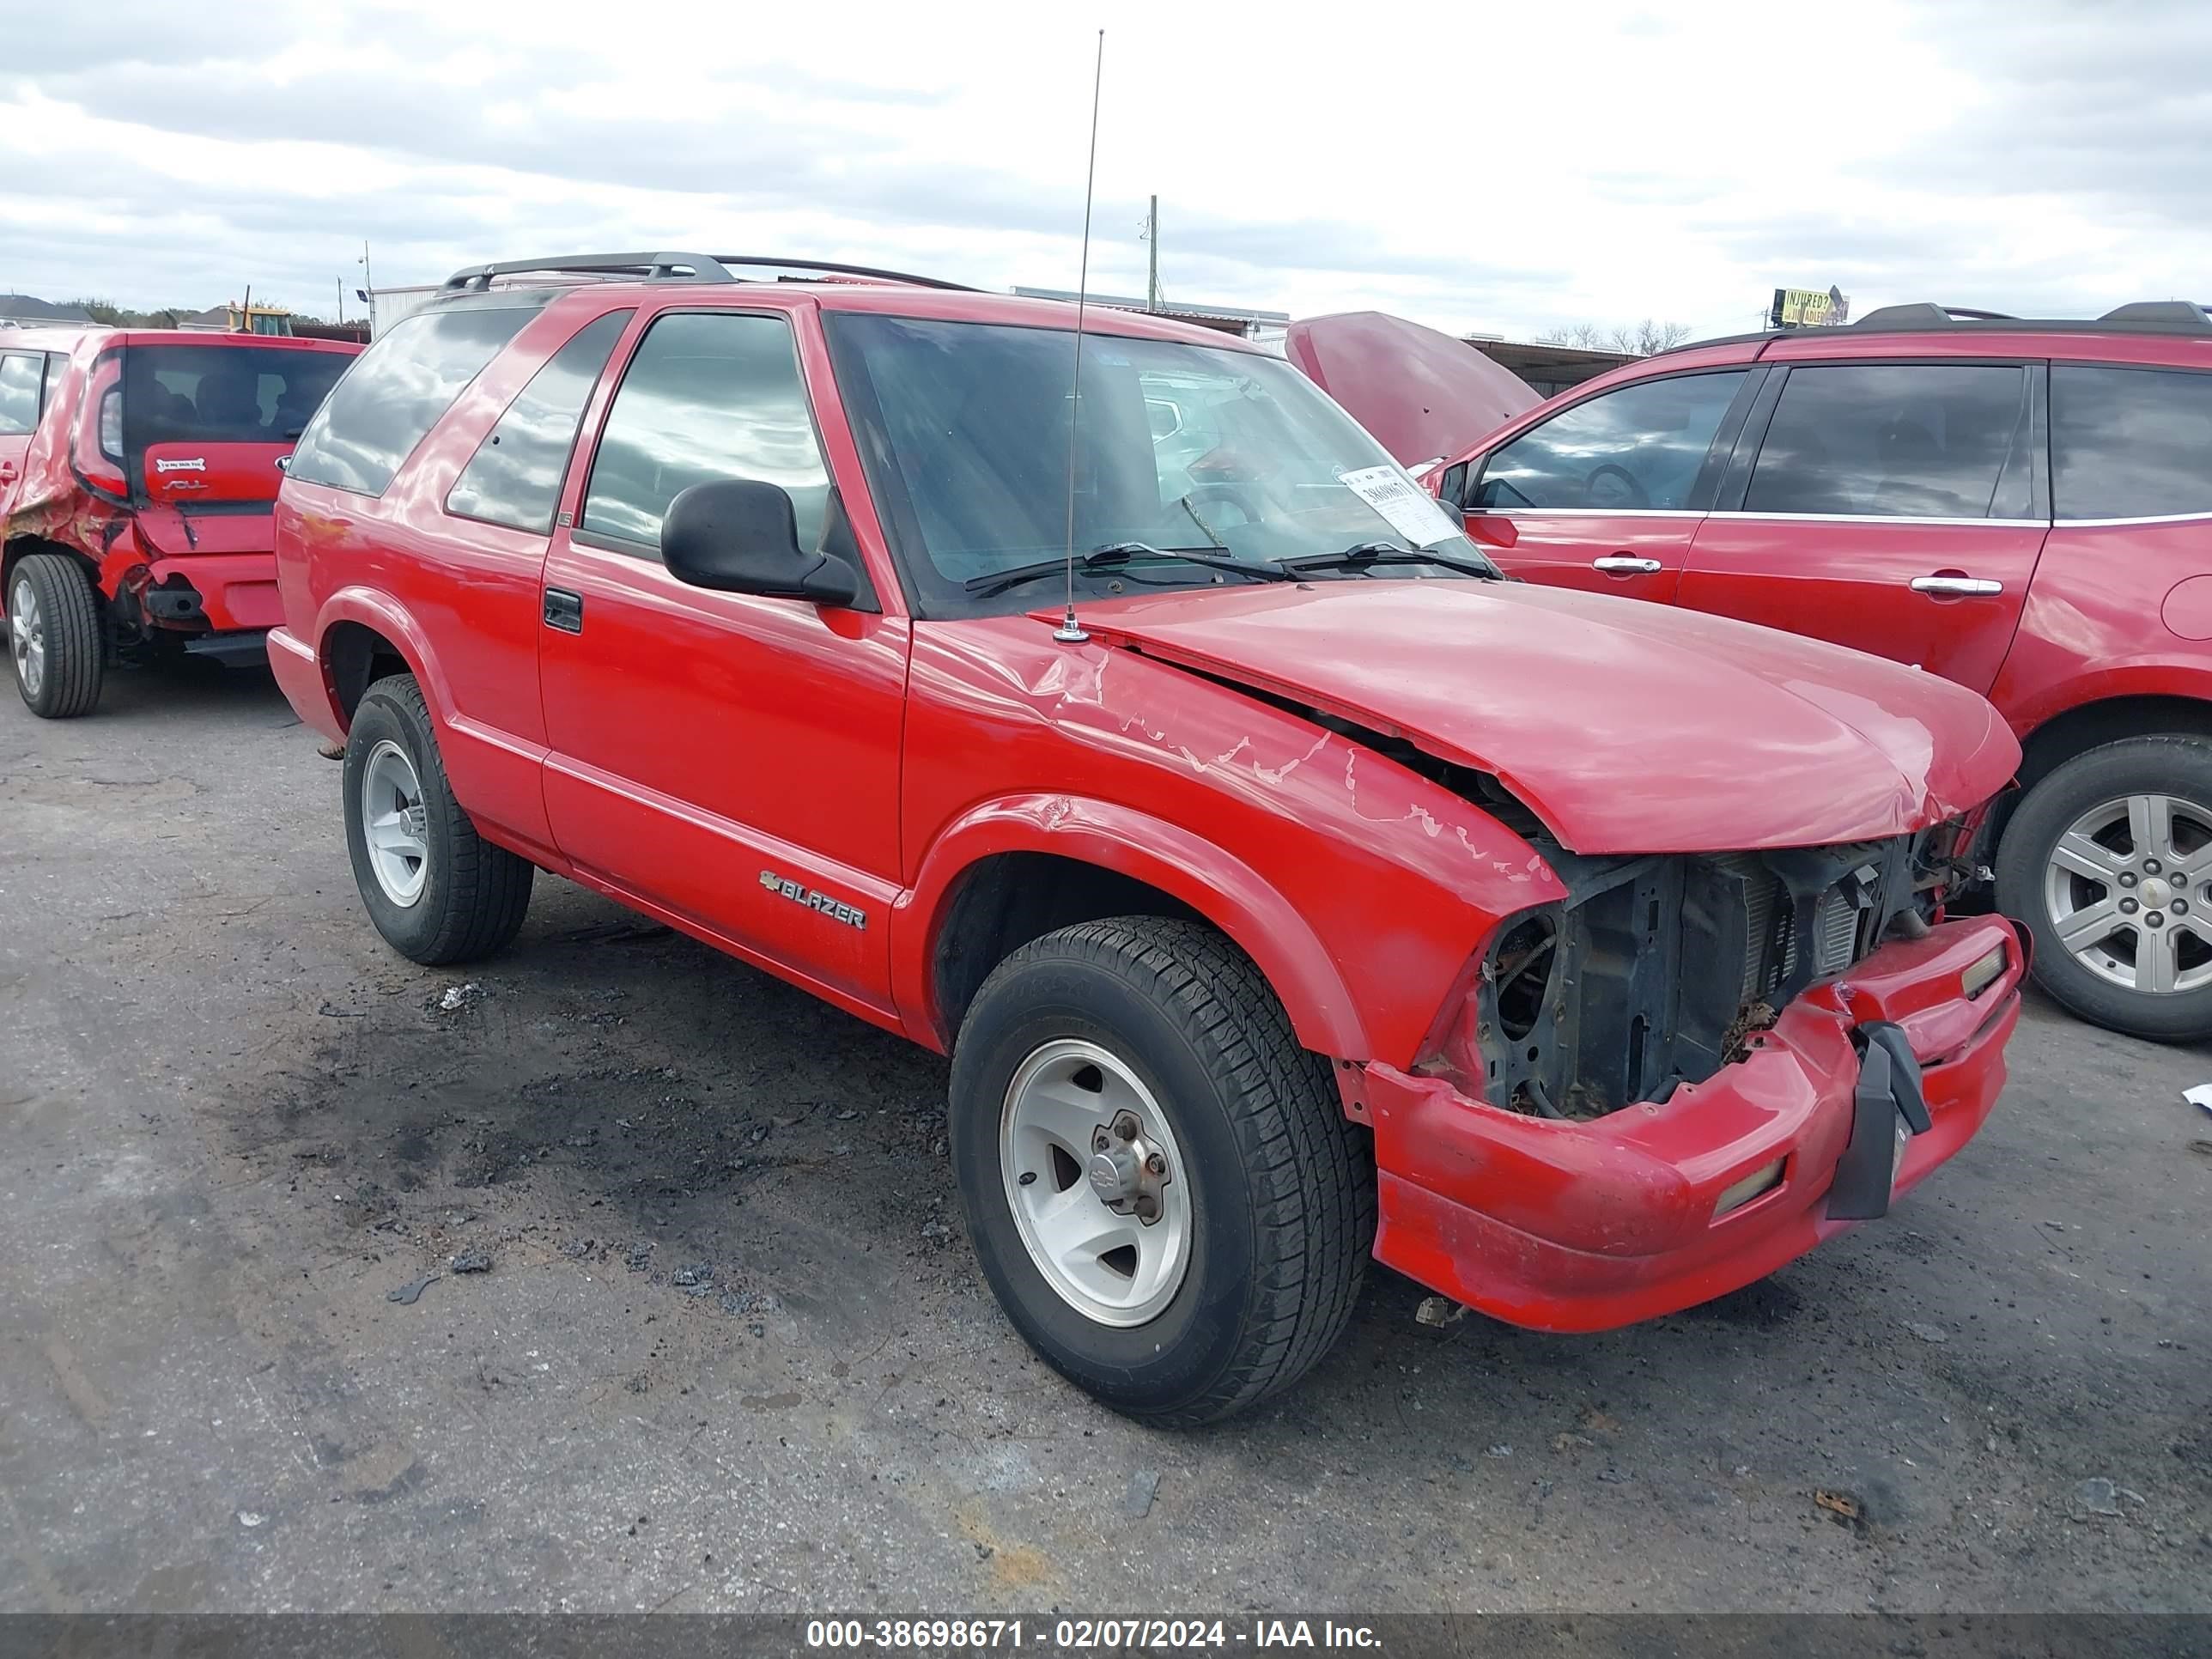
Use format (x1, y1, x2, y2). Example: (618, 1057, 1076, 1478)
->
(1339, 465, 1463, 548)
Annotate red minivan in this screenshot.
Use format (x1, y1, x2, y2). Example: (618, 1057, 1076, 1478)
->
(0, 326, 358, 716)
(1395, 302, 2212, 1043)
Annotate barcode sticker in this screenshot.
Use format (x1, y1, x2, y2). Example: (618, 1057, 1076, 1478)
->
(1339, 465, 1463, 548)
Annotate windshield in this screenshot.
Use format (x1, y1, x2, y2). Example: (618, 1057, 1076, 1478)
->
(123, 344, 349, 451)
(823, 314, 1492, 616)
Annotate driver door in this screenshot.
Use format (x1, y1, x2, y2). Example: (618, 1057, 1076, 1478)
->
(1451, 368, 1760, 603)
(537, 306, 909, 1015)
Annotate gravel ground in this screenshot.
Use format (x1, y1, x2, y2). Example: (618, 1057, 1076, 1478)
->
(0, 663, 2204, 1613)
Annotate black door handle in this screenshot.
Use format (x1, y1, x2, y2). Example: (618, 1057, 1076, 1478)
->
(544, 587, 583, 634)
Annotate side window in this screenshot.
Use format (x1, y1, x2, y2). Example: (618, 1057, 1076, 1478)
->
(1744, 363, 2029, 519)
(2052, 365, 2212, 521)
(581, 312, 830, 555)
(1473, 372, 1746, 511)
(289, 302, 540, 496)
(0, 354, 41, 435)
(446, 311, 631, 534)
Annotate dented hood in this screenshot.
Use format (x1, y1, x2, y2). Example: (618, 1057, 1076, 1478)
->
(1285, 311, 1540, 468)
(1072, 581, 2021, 855)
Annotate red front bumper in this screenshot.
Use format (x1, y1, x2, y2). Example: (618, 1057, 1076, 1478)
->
(1366, 914, 2023, 1332)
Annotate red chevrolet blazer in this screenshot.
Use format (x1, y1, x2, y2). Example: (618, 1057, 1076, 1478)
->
(265, 255, 2024, 1423)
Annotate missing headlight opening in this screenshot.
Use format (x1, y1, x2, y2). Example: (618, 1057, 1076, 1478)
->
(1447, 826, 1957, 1122)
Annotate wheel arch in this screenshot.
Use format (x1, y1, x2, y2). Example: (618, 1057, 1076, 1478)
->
(897, 796, 1370, 1062)
(312, 591, 448, 732)
(1, 537, 100, 613)
(2016, 691, 2212, 793)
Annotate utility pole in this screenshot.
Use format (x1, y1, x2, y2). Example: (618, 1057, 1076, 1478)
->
(1146, 194, 1160, 313)
(360, 240, 374, 330)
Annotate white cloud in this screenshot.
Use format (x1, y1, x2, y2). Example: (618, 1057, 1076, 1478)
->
(3, 0, 2206, 340)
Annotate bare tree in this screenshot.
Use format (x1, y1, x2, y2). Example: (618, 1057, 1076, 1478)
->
(1537, 319, 1694, 356)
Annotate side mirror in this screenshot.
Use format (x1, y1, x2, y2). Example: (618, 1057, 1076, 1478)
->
(661, 479, 859, 606)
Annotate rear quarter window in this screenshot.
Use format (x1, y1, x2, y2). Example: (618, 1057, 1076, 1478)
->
(289, 303, 540, 497)
(0, 353, 41, 434)
(445, 310, 630, 535)
(2052, 364, 2212, 520)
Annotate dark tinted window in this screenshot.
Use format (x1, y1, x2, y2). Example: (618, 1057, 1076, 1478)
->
(2052, 365, 2212, 520)
(446, 311, 629, 534)
(1473, 372, 1745, 510)
(121, 344, 350, 450)
(581, 312, 830, 553)
(289, 303, 538, 496)
(0, 353, 41, 434)
(1745, 363, 2028, 519)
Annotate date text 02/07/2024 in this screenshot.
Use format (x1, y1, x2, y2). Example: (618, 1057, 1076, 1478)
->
(803, 1618, 1382, 1650)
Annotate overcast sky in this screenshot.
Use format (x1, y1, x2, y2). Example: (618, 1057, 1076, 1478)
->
(2, 0, 2203, 342)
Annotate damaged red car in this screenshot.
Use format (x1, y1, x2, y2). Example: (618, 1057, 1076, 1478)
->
(0, 326, 358, 717)
(267, 254, 2026, 1424)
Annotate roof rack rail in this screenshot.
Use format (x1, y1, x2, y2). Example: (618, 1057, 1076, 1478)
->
(712, 256, 975, 292)
(2100, 300, 2211, 326)
(441, 252, 975, 294)
(1851, 302, 2018, 329)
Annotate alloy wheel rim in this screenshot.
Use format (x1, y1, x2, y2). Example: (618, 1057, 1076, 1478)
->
(361, 739, 430, 908)
(2044, 793, 2212, 994)
(10, 580, 43, 697)
(999, 1038, 1192, 1328)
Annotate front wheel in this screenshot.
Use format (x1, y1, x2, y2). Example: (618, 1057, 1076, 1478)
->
(1996, 734, 2212, 1041)
(949, 917, 1374, 1425)
(343, 672, 533, 964)
(8, 553, 104, 719)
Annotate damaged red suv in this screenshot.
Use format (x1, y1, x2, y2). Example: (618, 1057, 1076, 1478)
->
(269, 254, 2025, 1423)
(0, 326, 357, 716)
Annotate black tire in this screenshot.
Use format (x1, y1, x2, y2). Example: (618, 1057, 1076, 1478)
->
(949, 916, 1374, 1425)
(1996, 734, 2212, 1042)
(8, 553, 104, 719)
(343, 672, 533, 965)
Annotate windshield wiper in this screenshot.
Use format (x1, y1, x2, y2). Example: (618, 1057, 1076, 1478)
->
(1281, 540, 1502, 581)
(964, 542, 1290, 599)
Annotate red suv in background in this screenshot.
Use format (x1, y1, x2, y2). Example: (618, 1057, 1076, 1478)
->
(265, 253, 2024, 1422)
(0, 326, 358, 717)
(1409, 302, 2212, 1043)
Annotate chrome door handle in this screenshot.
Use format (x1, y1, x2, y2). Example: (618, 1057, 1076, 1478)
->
(1909, 575, 2003, 597)
(1592, 556, 1663, 574)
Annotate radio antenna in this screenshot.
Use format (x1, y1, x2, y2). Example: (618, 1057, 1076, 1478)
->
(1054, 28, 1106, 647)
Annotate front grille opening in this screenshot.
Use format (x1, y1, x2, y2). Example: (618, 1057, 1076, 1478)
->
(1475, 833, 1926, 1121)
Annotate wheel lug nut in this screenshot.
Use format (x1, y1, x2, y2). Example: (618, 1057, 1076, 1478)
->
(2174, 874, 2190, 890)
(1112, 1114, 1139, 1141)
(1145, 1152, 1166, 1176)
(2148, 911, 2166, 927)
(2120, 897, 2139, 915)
(2145, 858, 2164, 875)
(2119, 872, 2137, 888)
(2175, 898, 2190, 915)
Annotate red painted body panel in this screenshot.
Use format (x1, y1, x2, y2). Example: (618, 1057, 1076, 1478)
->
(1675, 517, 2045, 693)
(270, 276, 2024, 1331)
(1072, 580, 2021, 854)
(1285, 312, 1538, 468)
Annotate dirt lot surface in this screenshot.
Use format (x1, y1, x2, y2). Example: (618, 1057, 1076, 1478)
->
(0, 665, 2204, 1613)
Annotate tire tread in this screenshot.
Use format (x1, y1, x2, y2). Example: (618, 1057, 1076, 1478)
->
(969, 915, 1375, 1425)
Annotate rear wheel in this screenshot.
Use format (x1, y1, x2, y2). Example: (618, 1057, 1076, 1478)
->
(949, 916, 1374, 1425)
(1996, 735, 2212, 1041)
(8, 554, 104, 719)
(343, 672, 533, 964)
